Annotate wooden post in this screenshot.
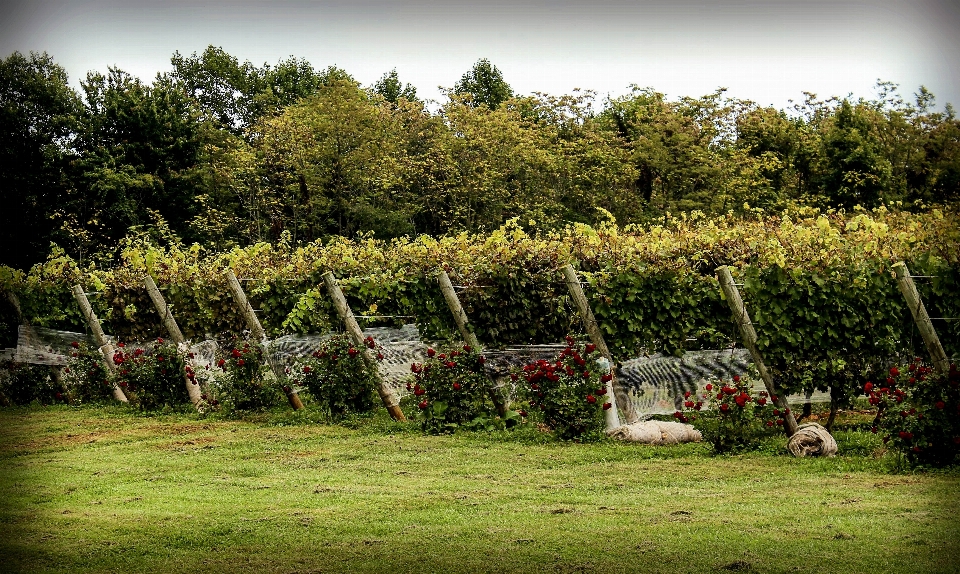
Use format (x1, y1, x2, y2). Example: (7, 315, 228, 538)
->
(143, 275, 204, 408)
(71, 285, 128, 403)
(716, 266, 799, 436)
(561, 264, 629, 428)
(322, 271, 406, 421)
(893, 262, 951, 375)
(223, 270, 304, 410)
(438, 269, 509, 417)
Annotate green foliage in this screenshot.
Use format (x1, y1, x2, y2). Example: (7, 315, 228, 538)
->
(520, 337, 609, 441)
(110, 339, 190, 411)
(409, 343, 498, 433)
(372, 69, 418, 105)
(290, 334, 380, 418)
(679, 376, 782, 453)
(211, 340, 280, 412)
(0, 362, 61, 406)
(61, 341, 113, 404)
(0, 51, 82, 269)
(870, 362, 960, 468)
(452, 58, 513, 109)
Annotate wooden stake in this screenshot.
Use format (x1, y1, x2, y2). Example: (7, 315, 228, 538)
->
(71, 285, 128, 403)
(893, 262, 951, 375)
(438, 269, 509, 417)
(223, 270, 304, 410)
(561, 264, 629, 428)
(716, 266, 798, 436)
(143, 275, 204, 408)
(322, 271, 406, 421)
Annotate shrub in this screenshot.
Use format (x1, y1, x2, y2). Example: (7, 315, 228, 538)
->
(678, 375, 782, 453)
(290, 334, 381, 419)
(212, 340, 280, 412)
(520, 336, 609, 441)
(409, 343, 503, 433)
(62, 340, 113, 404)
(111, 338, 190, 411)
(868, 361, 960, 467)
(0, 361, 62, 406)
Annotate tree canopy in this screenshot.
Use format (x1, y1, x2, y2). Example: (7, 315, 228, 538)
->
(2, 47, 958, 269)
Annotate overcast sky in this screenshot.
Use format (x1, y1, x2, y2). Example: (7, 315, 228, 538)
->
(3, 0, 959, 110)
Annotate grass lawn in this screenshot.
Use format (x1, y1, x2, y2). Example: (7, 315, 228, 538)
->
(1, 405, 958, 574)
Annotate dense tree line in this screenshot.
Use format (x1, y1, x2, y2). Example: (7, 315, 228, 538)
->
(3, 47, 958, 270)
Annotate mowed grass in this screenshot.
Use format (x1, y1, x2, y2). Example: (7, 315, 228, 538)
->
(1, 405, 959, 574)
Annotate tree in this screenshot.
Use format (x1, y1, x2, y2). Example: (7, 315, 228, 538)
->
(818, 99, 892, 208)
(0, 51, 82, 269)
(69, 68, 207, 251)
(373, 69, 418, 105)
(171, 46, 331, 136)
(254, 77, 414, 240)
(452, 59, 513, 109)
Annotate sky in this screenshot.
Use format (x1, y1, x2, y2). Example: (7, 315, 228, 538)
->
(2, 0, 959, 111)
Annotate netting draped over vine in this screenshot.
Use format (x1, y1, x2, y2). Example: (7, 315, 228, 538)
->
(8, 323, 836, 417)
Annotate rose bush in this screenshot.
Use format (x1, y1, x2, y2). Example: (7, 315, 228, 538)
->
(61, 340, 113, 404)
(678, 375, 782, 453)
(521, 336, 609, 441)
(110, 338, 191, 411)
(408, 343, 508, 433)
(868, 361, 960, 467)
(211, 340, 279, 412)
(289, 334, 381, 419)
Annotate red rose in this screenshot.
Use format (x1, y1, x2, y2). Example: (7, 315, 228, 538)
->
(237, 359, 245, 366)
(890, 367, 900, 377)
(117, 342, 125, 348)
(733, 375, 741, 383)
(586, 395, 597, 404)
(463, 345, 471, 353)
(585, 344, 596, 354)
(71, 341, 79, 348)
(684, 401, 694, 408)
(719, 404, 730, 413)
(864, 382, 873, 393)
(348, 348, 358, 358)
(157, 337, 164, 344)
(478, 356, 486, 365)
(936, 401, 945, 410)
(414, 387, 425, 396)
(519, 410, 528, 417)
(705, 383, 713, 391)
(418, 400, 428, 410)
(601, 374, 613, 383)
(453, 383, 461, 391)
(603, 403, 612, 410)
(427, 348, 436, 357)
(303, 366, 312, 374)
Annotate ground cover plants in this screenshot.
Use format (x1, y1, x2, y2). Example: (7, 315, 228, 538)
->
(1, 404, 959, 574)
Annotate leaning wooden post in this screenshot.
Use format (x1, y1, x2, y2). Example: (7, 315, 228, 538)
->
(143, 275, 204, 408)
(438, 269, 509, 417)
(893, 262, 951, 376)
(716, 266, 798, 436)
(71, 285, 128, 403)
(322, 271, 406, 421)
(561, 264, 630, 428)
(223, 270, 304, 410)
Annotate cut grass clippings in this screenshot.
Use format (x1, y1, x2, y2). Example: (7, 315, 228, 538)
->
(1, 405, 959, 574)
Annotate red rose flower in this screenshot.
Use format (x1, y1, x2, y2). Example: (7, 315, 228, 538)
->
(427, 348, 436, 357)
(586, 394, 597, 404)
(603, 403, 612, 410)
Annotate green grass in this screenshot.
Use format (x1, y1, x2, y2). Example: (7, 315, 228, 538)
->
(1, 405, 958, 573)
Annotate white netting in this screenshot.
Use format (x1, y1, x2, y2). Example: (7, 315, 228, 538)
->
(6, 324, 833, 416)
